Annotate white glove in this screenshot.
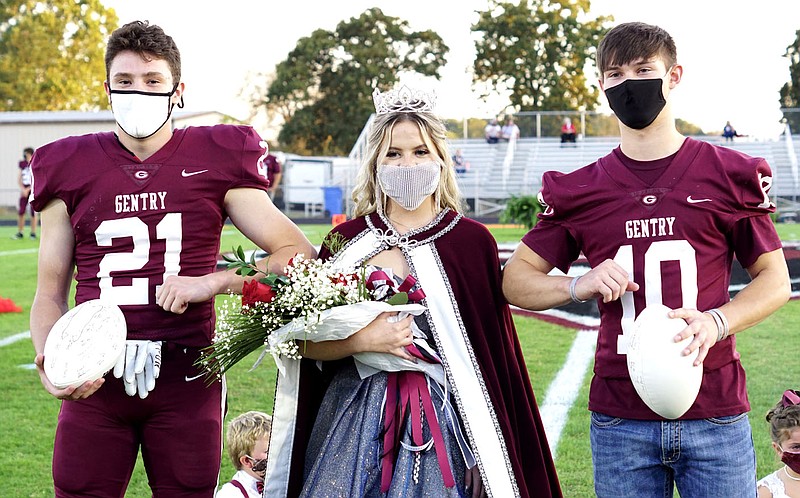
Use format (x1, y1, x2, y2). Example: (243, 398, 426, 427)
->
(112, 340, 162, 399)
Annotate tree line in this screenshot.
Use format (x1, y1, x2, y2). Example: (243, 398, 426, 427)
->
(2, 1, 798, 153)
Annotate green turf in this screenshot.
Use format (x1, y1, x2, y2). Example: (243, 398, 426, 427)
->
(1, 221, 798, 496)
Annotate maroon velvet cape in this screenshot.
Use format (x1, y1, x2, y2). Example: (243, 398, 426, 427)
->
(283, 210, 561, 497)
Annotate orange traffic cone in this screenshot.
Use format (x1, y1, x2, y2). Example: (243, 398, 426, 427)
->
(0, 297, 22, 313)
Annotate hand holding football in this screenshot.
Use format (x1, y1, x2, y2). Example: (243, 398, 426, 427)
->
(43, 300, 127, 389)
(627, 304, 703, 419)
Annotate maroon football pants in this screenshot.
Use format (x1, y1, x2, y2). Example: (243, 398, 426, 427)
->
(52, 344, 225, 498)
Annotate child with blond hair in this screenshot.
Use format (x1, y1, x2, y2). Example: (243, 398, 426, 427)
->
(216, 411, 272, 498)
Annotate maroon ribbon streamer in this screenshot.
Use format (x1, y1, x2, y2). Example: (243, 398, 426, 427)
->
(380, 370, 456, 492)
(369, 268, 445, 490)
(397, 274, 426, 302)
(367, 270, 426, 302)
(782, 390, 800, 407)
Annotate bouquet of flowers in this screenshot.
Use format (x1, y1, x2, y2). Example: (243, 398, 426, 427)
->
(198, 239, 428, 381)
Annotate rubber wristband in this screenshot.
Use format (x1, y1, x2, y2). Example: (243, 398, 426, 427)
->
(569, 276, 588, 304)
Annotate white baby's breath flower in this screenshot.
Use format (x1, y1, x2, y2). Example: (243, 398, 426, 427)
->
(199, 249, 379, 379)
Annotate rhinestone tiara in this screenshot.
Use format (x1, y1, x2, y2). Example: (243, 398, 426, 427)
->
(372, 85, 437, 115)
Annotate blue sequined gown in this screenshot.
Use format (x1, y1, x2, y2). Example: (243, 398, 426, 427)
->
(301, 317, 470, 497)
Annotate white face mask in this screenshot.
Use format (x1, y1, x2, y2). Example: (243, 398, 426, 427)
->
(378, 161, 441, 211)
(110, 89, 177, 139)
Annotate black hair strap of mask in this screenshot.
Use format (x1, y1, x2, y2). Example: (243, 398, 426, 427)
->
(170, 83, 184, 109)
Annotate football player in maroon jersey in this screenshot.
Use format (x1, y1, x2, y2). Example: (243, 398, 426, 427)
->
(29, 21, 315, 497)
(503, 22, 790, 497)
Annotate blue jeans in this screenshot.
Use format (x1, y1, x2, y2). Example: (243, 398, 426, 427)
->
(590, 411, 756, 498)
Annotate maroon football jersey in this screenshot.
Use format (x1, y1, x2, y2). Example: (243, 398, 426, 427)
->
(31, 125, 271, 347)
(19, 159, 32, 186)
(522, 138, 781, 419)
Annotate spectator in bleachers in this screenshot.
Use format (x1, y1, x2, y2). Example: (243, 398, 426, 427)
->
(723, 121, 738, 142)
(452, 148, 470, 175)
(484, 118, 501, 144)
(560, 117, 577, 145)
(501, 117, 520, 141)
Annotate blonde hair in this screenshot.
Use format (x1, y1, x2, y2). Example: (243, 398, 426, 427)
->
(352, 112, 463, 218)
(226, 411, 272, 469)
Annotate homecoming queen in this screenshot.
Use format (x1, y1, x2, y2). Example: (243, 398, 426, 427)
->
(265, 85, 562, 498)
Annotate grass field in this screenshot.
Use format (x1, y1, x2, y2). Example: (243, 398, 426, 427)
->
(1, 221, 798, 497)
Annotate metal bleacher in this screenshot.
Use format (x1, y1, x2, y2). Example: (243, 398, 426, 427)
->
(449, 137, 619, 216)
(347, 117, 800, 218)
(447, 134, 800, 217)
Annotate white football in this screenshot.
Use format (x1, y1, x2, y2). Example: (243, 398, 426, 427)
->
(627, 304, 703, 419)
(43, 300, 127, 389)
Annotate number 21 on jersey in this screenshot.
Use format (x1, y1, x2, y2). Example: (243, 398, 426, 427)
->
(95, 213, 182, 305)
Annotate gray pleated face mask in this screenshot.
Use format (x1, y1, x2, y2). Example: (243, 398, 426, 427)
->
(377, 161, 441, 211)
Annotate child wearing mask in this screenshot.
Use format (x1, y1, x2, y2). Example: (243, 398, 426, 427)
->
(216, 411, 272, 498)
(759, 390, 800, 498)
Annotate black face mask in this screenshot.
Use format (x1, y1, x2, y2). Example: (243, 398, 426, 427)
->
(246, 455, 268, 476)
(605, 78, 667, 130)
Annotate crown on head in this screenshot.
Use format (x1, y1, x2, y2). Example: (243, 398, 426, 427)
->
(372, 85, 436, 115)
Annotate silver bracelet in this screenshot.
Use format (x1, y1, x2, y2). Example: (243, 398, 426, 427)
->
(704, 310, 723, 342)
(569, 276, 588, 304)
(705, 308, 730, 342)
(713, 308, 730, 341)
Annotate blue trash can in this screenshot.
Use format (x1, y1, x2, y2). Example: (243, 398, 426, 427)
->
(322, 186, 343, 215)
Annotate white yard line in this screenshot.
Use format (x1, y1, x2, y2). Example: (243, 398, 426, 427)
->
(0, 331, 30, 347)
(0, 248, 38, 257)
(539, 329, 598, 454)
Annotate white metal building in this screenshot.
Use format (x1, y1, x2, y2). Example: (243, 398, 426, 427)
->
(1, 110, 233, 208)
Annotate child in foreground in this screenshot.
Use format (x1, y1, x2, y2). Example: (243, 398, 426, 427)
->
(216, 411, 272, 498)
(759, 390, 800, 498)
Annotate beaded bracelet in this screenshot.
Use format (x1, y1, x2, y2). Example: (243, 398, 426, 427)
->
(569, 276, 588, 304)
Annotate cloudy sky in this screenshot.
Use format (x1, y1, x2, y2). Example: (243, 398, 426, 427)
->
(103, 0, 800, 139)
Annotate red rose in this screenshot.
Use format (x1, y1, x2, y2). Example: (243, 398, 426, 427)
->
(242, 280, 276, 308)
(286, 252, 302, 269)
